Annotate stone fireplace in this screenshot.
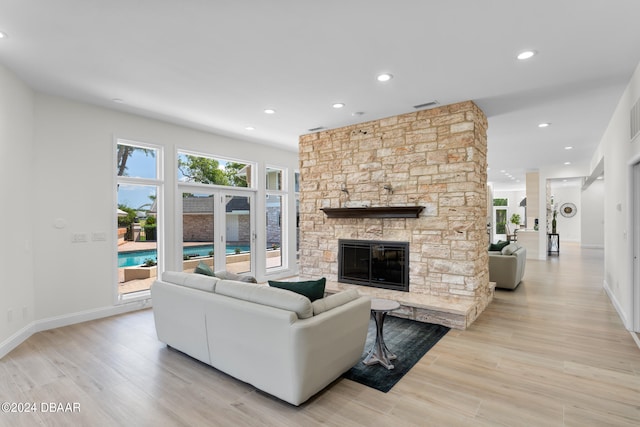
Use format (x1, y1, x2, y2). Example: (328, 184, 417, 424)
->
(298, 101, 492, 329)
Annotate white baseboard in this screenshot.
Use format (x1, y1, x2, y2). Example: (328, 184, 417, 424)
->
(0, 324, 35, 359)
(0, 299, 152, 360)
(581, 244, 604, 249)
(603, 279, 631, 330)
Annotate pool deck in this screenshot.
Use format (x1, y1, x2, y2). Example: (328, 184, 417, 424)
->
(117, 241, 281, 294)
(118, 241, 213, 253)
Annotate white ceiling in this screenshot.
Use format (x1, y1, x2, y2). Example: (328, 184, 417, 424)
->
(2, 1, 639, 190)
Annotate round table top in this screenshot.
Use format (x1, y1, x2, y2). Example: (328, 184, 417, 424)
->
(370, 298, 400, 312)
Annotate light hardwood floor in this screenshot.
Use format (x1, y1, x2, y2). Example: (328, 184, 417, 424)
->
(1, 243, 639, 426)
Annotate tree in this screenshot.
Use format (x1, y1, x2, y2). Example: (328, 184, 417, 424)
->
(225, 162, 248, 187)
(116, 144, 155, 177)
(178, 155, 228, 185)
(178, 155, 249, 187)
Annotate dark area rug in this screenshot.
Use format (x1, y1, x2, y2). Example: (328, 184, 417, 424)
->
(343, 316, 450, 393)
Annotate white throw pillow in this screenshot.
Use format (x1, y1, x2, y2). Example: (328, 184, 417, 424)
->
(312, 289, 360, 315)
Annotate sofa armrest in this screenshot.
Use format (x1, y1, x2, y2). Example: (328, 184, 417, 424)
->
(488, 254, 519, 289)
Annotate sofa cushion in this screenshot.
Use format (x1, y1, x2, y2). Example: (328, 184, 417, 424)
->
(161, 271, 218, 292)
(214, 270, 257, 283)
(312, 289, 360, 315)
(489, 240, 510, 251)
(502, 243, 520, 255)
(194, 261, 215, 276)
(268, 278, 326, 302)
(215, 280, 314, 319)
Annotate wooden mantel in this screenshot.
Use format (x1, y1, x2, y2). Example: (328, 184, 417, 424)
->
(320, 206, 424, 219)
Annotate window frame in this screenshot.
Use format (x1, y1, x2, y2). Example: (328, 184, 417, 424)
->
(115, 138, 164, 303)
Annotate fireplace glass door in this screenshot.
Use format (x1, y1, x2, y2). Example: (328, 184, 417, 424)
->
(338, 239, 409, 292)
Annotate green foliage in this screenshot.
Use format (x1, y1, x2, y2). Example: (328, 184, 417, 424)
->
(510, 213, 521, 225)
(143, 258, 157, 267)
(117, 205, 137, 227)
(178, 155, 248, 187)
(178, 155, 229, 185)
(145, 215, 156, 226)
(496, 222, 506, 234)
(493, 198, 508, 206)
(225, 162, 249, 187)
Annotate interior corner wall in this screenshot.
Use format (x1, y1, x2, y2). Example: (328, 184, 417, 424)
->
(581, 179, 604, 248)
(596, 60, 640, 330)
(0, 65, 36, 355)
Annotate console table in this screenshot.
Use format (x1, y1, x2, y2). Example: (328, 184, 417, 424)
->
(547, 233, 560, 256)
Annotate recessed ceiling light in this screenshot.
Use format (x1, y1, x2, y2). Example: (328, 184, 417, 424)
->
(538, 122, 550, 128)
(264, 109, 276, 114)
(245, 126, 255, 131)
(377, 73, 393, 82)
(112, 98, 124, 103)
(332, 103, 345, 109)
(0, 32, 7, 39)
(597, 176, 604, 180)
(517, 50, 537, 60)
(564, 146, 573, 150)
(564, 162, 571, 165)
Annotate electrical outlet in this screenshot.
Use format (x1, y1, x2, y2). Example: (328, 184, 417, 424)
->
(72, 233, 88, 243)
(92, 232, 107, 242)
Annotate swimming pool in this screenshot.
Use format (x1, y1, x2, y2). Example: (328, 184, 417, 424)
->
(118, 244, 250, 267)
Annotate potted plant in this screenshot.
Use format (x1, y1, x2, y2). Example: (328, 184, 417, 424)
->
(510, 213, 521, 229)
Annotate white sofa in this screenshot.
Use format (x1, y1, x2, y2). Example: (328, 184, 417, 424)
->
(488, 242, 527, 290)
(150, 271, 371, 406)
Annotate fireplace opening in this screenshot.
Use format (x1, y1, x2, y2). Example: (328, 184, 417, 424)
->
(338, 239, 409, 292)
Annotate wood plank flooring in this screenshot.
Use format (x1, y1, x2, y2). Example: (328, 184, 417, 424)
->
(1, 243, 639, 426)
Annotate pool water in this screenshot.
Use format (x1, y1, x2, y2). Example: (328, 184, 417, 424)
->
(118, 244, 250, 267)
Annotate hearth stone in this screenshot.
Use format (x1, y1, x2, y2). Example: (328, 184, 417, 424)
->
(324, 281, 495, 330)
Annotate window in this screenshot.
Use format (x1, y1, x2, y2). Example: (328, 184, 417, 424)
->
(177, 151, 251, 188)
(295, 171, 300, 261)
(116, 140, 162, 298)
(177, 151, 256, 278)
(266, 167, 285, 269)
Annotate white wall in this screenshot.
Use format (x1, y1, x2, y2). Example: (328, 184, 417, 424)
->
(593, 61, 640, 330)
(1, 71, 299, 357)
(581, 179, 604, 248)
(32, 93, 299, 321)
(549, 182, 581, 242)
(0, 65, 36, 355)
(492, 189, 525, 242)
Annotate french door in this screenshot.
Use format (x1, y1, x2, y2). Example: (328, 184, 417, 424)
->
(180, 189, 255, 277)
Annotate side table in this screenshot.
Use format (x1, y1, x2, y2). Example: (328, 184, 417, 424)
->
(363, 298, 400, 370)
(548, 233, 560, 256)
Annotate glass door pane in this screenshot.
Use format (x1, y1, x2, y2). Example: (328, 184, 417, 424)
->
(117, 184, 158, 295)
(266, 195, 283, 269)
(224, 194, 253, 275)
(181, 192, 215, 273)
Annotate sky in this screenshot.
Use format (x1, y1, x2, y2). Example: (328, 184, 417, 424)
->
(117, 147, 240, 211)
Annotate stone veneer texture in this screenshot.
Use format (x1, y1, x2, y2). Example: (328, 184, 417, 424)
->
(298, 101, 491, 307)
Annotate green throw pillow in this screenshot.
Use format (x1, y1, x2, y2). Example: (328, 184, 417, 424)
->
(268, 278, 326, 302)
(194, 261, 215, 276)
(489, 240, 510, 251)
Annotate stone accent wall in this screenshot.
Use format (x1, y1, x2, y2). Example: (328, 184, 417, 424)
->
(299, 101, 491, 308)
